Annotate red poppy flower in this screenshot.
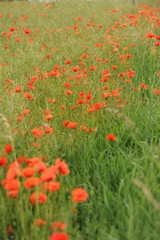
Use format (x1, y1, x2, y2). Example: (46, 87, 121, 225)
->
(33, 218, 46, 226)
(55, 159, 70, 176)
(30, 192, 48, 205)
(40, 166, 57, 182)
(128, 69, 135, 78)
(50, 222, 66, 231)
(147, 32, 155, 38)
(45, 181, 60, 193)
(72, 188, 89, 203)
(24, 29, 31, 34)
(31, 128, 43, 139)
(21, 167, 35, 178)
(5, 144, 12, 154)
(24, 177, 41, 189)
(4, 179, 20, 191)
(50, 232, 69, 240)
(65, 59, 71, 65)
(141, 82, 148, 89)
(0, 157, 7, 167)
(6, 190, 19, 198)
(106, 134, 117, 141)
(7, 226, 12, 234)
(15, 86, 21, 93)
(65, 90, 73, 95)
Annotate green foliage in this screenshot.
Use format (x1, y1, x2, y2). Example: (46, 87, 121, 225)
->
(0, 0, 160, 239)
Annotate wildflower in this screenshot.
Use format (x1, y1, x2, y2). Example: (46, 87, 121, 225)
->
(106, 134, 117, 141)
(40, 167, 57, 182)
(65, 90, 73, 95)
(154, 42, 159, 47)
(21, 109, 29, 116)
(62, 120, 69, 128)
(72, 66, 79, 72)
(77, 99, 85, 105)
(21, 167, 35, 178)
(97, 57, 102, 62)
(72, 188, 89, 203)
(45, 182, 60, 193)
(55, 158, 70, 176)
(65, 59, 71, 65)
(79, 92, 84, 98)
(112, 65, 118, 70)
(44, 114, 53, 121)
(147, 32, 155, 38)
(50, 232, 69, 240)
(24, 92, 34, 100)
(16, 38, 20, 42)
(80, 126, 88, 132)
(30, 192, 48, 206)
(6, 165, 20, 180)
(102, 92, 111, 98)
(86, 94, 92, 101)
(153, 88, 160, 95)
(67, 122, 78, 129)
(7, 226, 12, 234)
(141, 82, 148, 89)
(31, 128, 43, 139)
(15, 86, 21, 93)
(90, 128, 95, 134)
(17, 116, 23, 121)
(50, 222, 66, 231)
(94, 102, 101, 110)
(26, 157, 41, 166)
(88, 107, 94, 113)
(6, 189, 19, 198)
(33, 218, 46, 226)
(4, 179, 20, 191)
(0, 157, 7, 167)
(5, 144, 12, 154)
(128, 69, 135, 78)
(33, 161, 46, 173)
(24, 177, 41, 189)
(24, 29, 31, 34)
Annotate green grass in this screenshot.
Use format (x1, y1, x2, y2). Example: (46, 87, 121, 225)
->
(0, 0, 160, 239)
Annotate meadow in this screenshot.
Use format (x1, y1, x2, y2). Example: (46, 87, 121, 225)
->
(0, 0, 160, 239)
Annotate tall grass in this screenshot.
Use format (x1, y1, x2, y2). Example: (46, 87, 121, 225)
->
(0, 0, 160, 239)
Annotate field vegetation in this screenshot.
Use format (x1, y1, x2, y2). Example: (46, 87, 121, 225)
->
(0, 0, 160, 239)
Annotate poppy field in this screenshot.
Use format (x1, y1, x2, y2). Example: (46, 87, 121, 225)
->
(0, 0, 160, 239)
